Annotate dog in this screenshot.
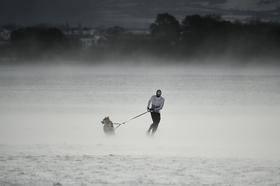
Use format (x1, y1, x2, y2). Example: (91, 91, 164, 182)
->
(101, 116, 115, 135)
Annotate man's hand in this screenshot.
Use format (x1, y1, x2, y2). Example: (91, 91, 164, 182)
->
(147, 107, 153, 112)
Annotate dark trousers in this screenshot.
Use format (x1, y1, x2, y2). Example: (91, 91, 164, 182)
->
(148, 112, 161, 134)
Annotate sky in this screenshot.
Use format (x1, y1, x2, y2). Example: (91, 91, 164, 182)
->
(0, 0, 280, 28)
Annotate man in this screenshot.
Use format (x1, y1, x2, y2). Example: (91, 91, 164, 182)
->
(147, 89, 165, 136)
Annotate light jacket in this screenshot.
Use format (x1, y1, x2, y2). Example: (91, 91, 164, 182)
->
(147, 95, 165, 113)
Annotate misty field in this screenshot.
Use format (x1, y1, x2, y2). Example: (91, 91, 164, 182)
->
(1, 145, 280, 186)
(0, 63, 280, 185)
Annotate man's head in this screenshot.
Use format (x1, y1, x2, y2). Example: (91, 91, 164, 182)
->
(156, 89, 162, 97)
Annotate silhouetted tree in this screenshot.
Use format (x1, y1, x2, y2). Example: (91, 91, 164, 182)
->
(11, 27, 67, 48)
(181, 15, 227, 51)
(150, 13, 180, 49)
(10, 27, 68, 59)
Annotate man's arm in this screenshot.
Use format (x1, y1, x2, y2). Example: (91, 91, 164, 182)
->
(158, 98, 165, 111)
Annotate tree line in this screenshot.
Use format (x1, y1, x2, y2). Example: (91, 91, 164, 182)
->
(2, 13, 280, 63)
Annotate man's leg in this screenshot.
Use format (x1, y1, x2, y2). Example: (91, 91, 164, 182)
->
(148, 123, 154, 133)
(147, 112, 157, 134)
(151, 112, 161, 135)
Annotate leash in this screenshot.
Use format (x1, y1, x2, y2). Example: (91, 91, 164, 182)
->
(114, 111, 149, 129)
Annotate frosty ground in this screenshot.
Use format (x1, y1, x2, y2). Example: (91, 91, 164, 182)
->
(1, 144, 280, 186)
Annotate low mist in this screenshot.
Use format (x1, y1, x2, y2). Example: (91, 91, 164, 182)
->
(0, 63, 280, 159)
